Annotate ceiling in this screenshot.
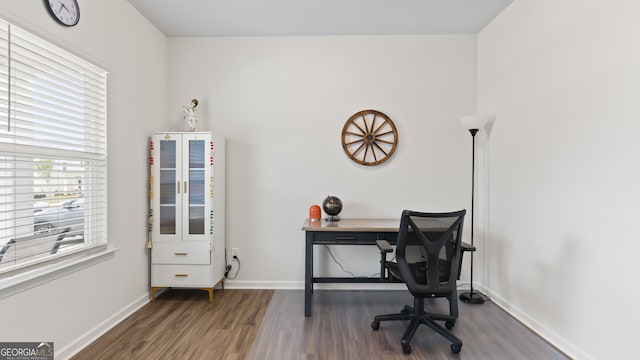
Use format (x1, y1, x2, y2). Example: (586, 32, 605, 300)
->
(126, 0, 513, 37)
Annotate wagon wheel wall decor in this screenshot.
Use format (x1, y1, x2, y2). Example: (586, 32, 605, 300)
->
(341, 110, 398, 166)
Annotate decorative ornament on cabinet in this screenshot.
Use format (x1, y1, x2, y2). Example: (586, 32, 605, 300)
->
(183, 99, 199, 131)
(147, 139, 155, 249)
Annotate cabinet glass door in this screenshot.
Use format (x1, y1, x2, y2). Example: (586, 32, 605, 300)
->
(187, 139, 205, 235)
(159, 139, 178, 235)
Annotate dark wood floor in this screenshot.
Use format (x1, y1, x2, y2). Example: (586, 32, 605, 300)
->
(73, 288, 275, 360)
(74, 289, 569, 360)
(248, 290, 569, 360)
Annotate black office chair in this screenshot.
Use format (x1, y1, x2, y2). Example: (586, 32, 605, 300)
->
(376, 217, 475, 321)
(0, 227, 72, 265)
(371, 209, 466, 355)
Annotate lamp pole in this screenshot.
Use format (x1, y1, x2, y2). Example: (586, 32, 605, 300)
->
(459, 128, 485, 304)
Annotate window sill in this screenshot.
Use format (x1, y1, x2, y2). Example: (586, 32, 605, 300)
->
(0, 247, 119, 300)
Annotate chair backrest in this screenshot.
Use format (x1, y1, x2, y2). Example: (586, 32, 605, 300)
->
(0, 227, 71, 267)
(396, 209, 466, 298)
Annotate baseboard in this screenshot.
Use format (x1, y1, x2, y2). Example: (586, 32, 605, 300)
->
(224, 280, 303, 289)
(482, 286, 591, 360)
(55, 292, 150, 359)
(224, 280, 409, 291)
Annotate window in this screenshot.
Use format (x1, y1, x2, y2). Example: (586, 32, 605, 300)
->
(0, 19, 108, 276)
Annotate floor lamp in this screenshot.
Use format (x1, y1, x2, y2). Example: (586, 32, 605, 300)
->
(459, 115, 493, 304)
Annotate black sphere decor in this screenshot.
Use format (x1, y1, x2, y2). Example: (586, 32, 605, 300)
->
(322, 195, 342, 221)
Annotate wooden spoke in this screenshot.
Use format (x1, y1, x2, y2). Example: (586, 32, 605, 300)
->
(372, 121, 386, 135)
(351, 142, 366, 156)
(369, 114, 377, 134)
(376, 130, 395, 137)
(345, 138, 365, 146)
(352, 121, 367, 135)
(376, 139, 395, 145)
(345, 131, 364, 137)
(362, 114, 370, 133)
(371, 144, 378, 162)
(341, 110, 398, 166)
(373, 142, 388, 156)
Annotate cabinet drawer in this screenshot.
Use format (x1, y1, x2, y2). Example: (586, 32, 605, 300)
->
(152, 242, 210, 265)
(152, 265, 212, 287)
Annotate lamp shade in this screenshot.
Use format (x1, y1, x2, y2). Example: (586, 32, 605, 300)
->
(459, 115, 494, 130)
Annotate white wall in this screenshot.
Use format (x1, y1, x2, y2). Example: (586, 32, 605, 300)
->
(8, 1, 624, 358)
(0, 1, 167, 358)
(479, 1, 640, 359)
(167, 35, 478, 287)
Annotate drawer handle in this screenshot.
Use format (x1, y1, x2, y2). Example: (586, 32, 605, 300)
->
(335, 236, 356, 241)
(174, 252, 188, 256)
(174, 274, 189, 277)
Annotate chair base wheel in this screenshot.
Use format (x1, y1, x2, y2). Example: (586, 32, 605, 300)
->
(371, 320, 380, 331)
(445, 320, 455, 329)
(451, 343, 462, 353)
(402, 344, 411, 354)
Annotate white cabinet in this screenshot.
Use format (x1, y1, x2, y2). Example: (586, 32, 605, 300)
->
(148, 132, 225, 303)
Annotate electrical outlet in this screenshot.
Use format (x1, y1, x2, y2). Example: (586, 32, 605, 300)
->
(231, 248, 240, 258)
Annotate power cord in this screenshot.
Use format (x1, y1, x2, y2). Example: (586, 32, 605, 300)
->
(224, 248, 230, 276)
(324, 245, 374, 279)
(226, 255, 240, 280)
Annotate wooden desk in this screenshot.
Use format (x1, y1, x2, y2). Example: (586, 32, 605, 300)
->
(302, 217, 469, 317)
(302, 218, 402, 317)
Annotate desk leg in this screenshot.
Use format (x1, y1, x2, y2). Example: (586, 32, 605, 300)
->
(305, 231, 313, 317)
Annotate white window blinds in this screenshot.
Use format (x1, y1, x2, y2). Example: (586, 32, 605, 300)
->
(0, 19, 108, 274)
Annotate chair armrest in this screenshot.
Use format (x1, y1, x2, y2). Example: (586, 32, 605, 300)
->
(462, 241, 476, 252)
(376, 240, 393, 253)
(377, 240, 393, 282)
(456, 241, 476, 281)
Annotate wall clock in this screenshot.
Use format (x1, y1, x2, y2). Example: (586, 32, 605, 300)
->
(45, 0, 80, 27)
(341, 109, 398, 166)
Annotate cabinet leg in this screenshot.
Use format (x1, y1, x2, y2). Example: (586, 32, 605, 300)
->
(201, 288, 214, 303)
(151, 287, 164, 302)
